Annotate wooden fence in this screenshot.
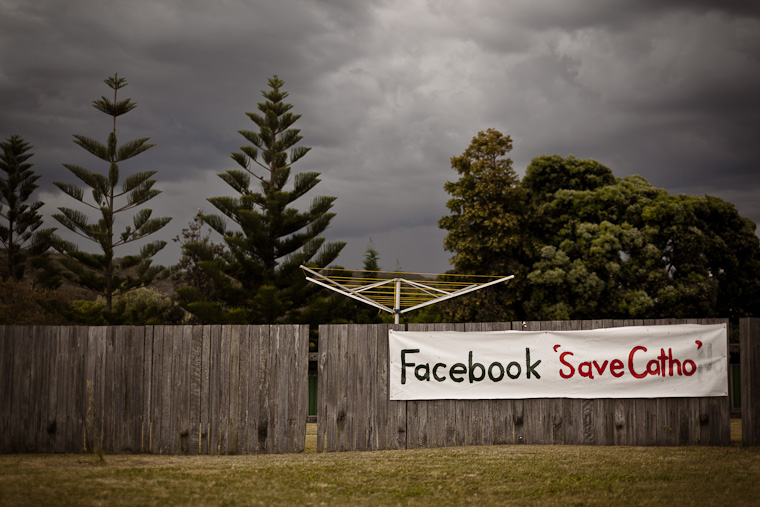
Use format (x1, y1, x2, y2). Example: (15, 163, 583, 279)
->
(316, 319, 732, 452)
(0, 325, 309, 454)
(3, 319, 757, 454)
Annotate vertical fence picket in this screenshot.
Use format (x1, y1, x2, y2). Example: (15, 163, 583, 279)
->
(325, 325, 338, 452)
(256, 325, 271, 453)
(317, 324, 328, 453)
(237, 326, 250, 454)
(295, 325, 309, 453)
(227, 326, 240, 454)
(366, 323, 379, 451)
(346, 324, 359, 451)
(375, 324, 390, 450)
(741, 318, 760, 446)
(0, 327, 14, 452)
(247, 325, 262, 454)
(188, 326, 202, 455)
(13, 327, 31, 452)
(142, 326, 154, 453)
(274, 325, 289, 454)
(200, 326, 211, 454)
(266, 325, 279, 454)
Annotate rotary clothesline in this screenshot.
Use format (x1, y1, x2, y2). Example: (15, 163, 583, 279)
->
(300, 265, 514, 324)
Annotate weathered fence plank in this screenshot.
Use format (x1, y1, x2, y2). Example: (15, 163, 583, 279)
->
(266, 325, 278, 454)
(389, 324, 407, 450)
(142, 326, 153, 452)
(228, 325, 240, 454)
(14, 327, 31, 452)
(199, 326, 211, 454)
(70, 327, 86, 453)
(149, 326, 161, 452)
(180, 326, 193, 454)
(0, 328, 8, 452)
(246, 325, 260, 454)
(317, 325, 328, 453)
(323, 323, 337, 452)
(296, 325, 309, 453)
(741, 318, 760, 445)
(189, 325, 202, 455)
(43, 327, 57, 452)
(346, 324, 359, 451)
(163, 326, 177, 453)
(237, 326, 250, 454)
(366, 323, 379, 450)
(374, 324, 390, 450)
(274, 326, 289, 454)
(218, 325, 231, 454)
(28, 327, 43, 452)
(208, 325, 222, 454)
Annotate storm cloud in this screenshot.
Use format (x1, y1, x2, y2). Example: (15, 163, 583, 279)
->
(1, 0, 758, 273)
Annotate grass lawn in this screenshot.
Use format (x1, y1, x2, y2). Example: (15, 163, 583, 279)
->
(0, 420, 757, 506)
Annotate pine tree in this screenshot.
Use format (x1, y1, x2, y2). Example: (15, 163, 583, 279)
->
(361, 238, 381, 277)
(355, 239, 385, 323)
(51, 74, 171, 311)
(200, 75, 344, 323)
(0, 135, 53, 282)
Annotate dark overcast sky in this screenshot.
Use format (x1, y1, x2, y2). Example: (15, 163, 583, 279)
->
(2, 0, 759, 273)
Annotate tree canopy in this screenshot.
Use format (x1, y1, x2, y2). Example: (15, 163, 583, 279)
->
(51, 74, 170, 312)
(0, 135, 53, 283)
(438, 128, 530, 321)
(439, 133, 760, 321)
(524, 160, 760, 320)
(180, 76, 344, 324)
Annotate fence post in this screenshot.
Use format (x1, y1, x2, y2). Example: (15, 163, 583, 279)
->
(741, 318, 760, 446)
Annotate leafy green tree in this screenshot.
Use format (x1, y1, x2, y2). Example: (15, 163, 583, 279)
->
(640, 192, 760, 319)
(523, 155, 760, 320)
(441, 145, 760, 321)
(197, 75, 344, 323)
(438, 128, 530, 321)
(51, 74, 171, 311)
(524, 170, 665, 319)
(521, 154, 616, 203)
(0, 135, 54, 282)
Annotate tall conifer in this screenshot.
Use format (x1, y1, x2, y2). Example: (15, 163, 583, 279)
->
(52, 74, 170, 311)
(0, 135, 52, 281)
(198, 75, 344, 323)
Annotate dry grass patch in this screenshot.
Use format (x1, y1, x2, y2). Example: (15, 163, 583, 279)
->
(2, 438, 759, 506)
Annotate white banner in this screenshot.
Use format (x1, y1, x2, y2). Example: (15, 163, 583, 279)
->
(389, 324, 727, 400)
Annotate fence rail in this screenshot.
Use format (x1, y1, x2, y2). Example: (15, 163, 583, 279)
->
(317, 319, 732, 452)
(0, 325, 308, 454)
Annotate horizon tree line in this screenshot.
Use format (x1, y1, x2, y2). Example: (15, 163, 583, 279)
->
(2, 75, 760, 327)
